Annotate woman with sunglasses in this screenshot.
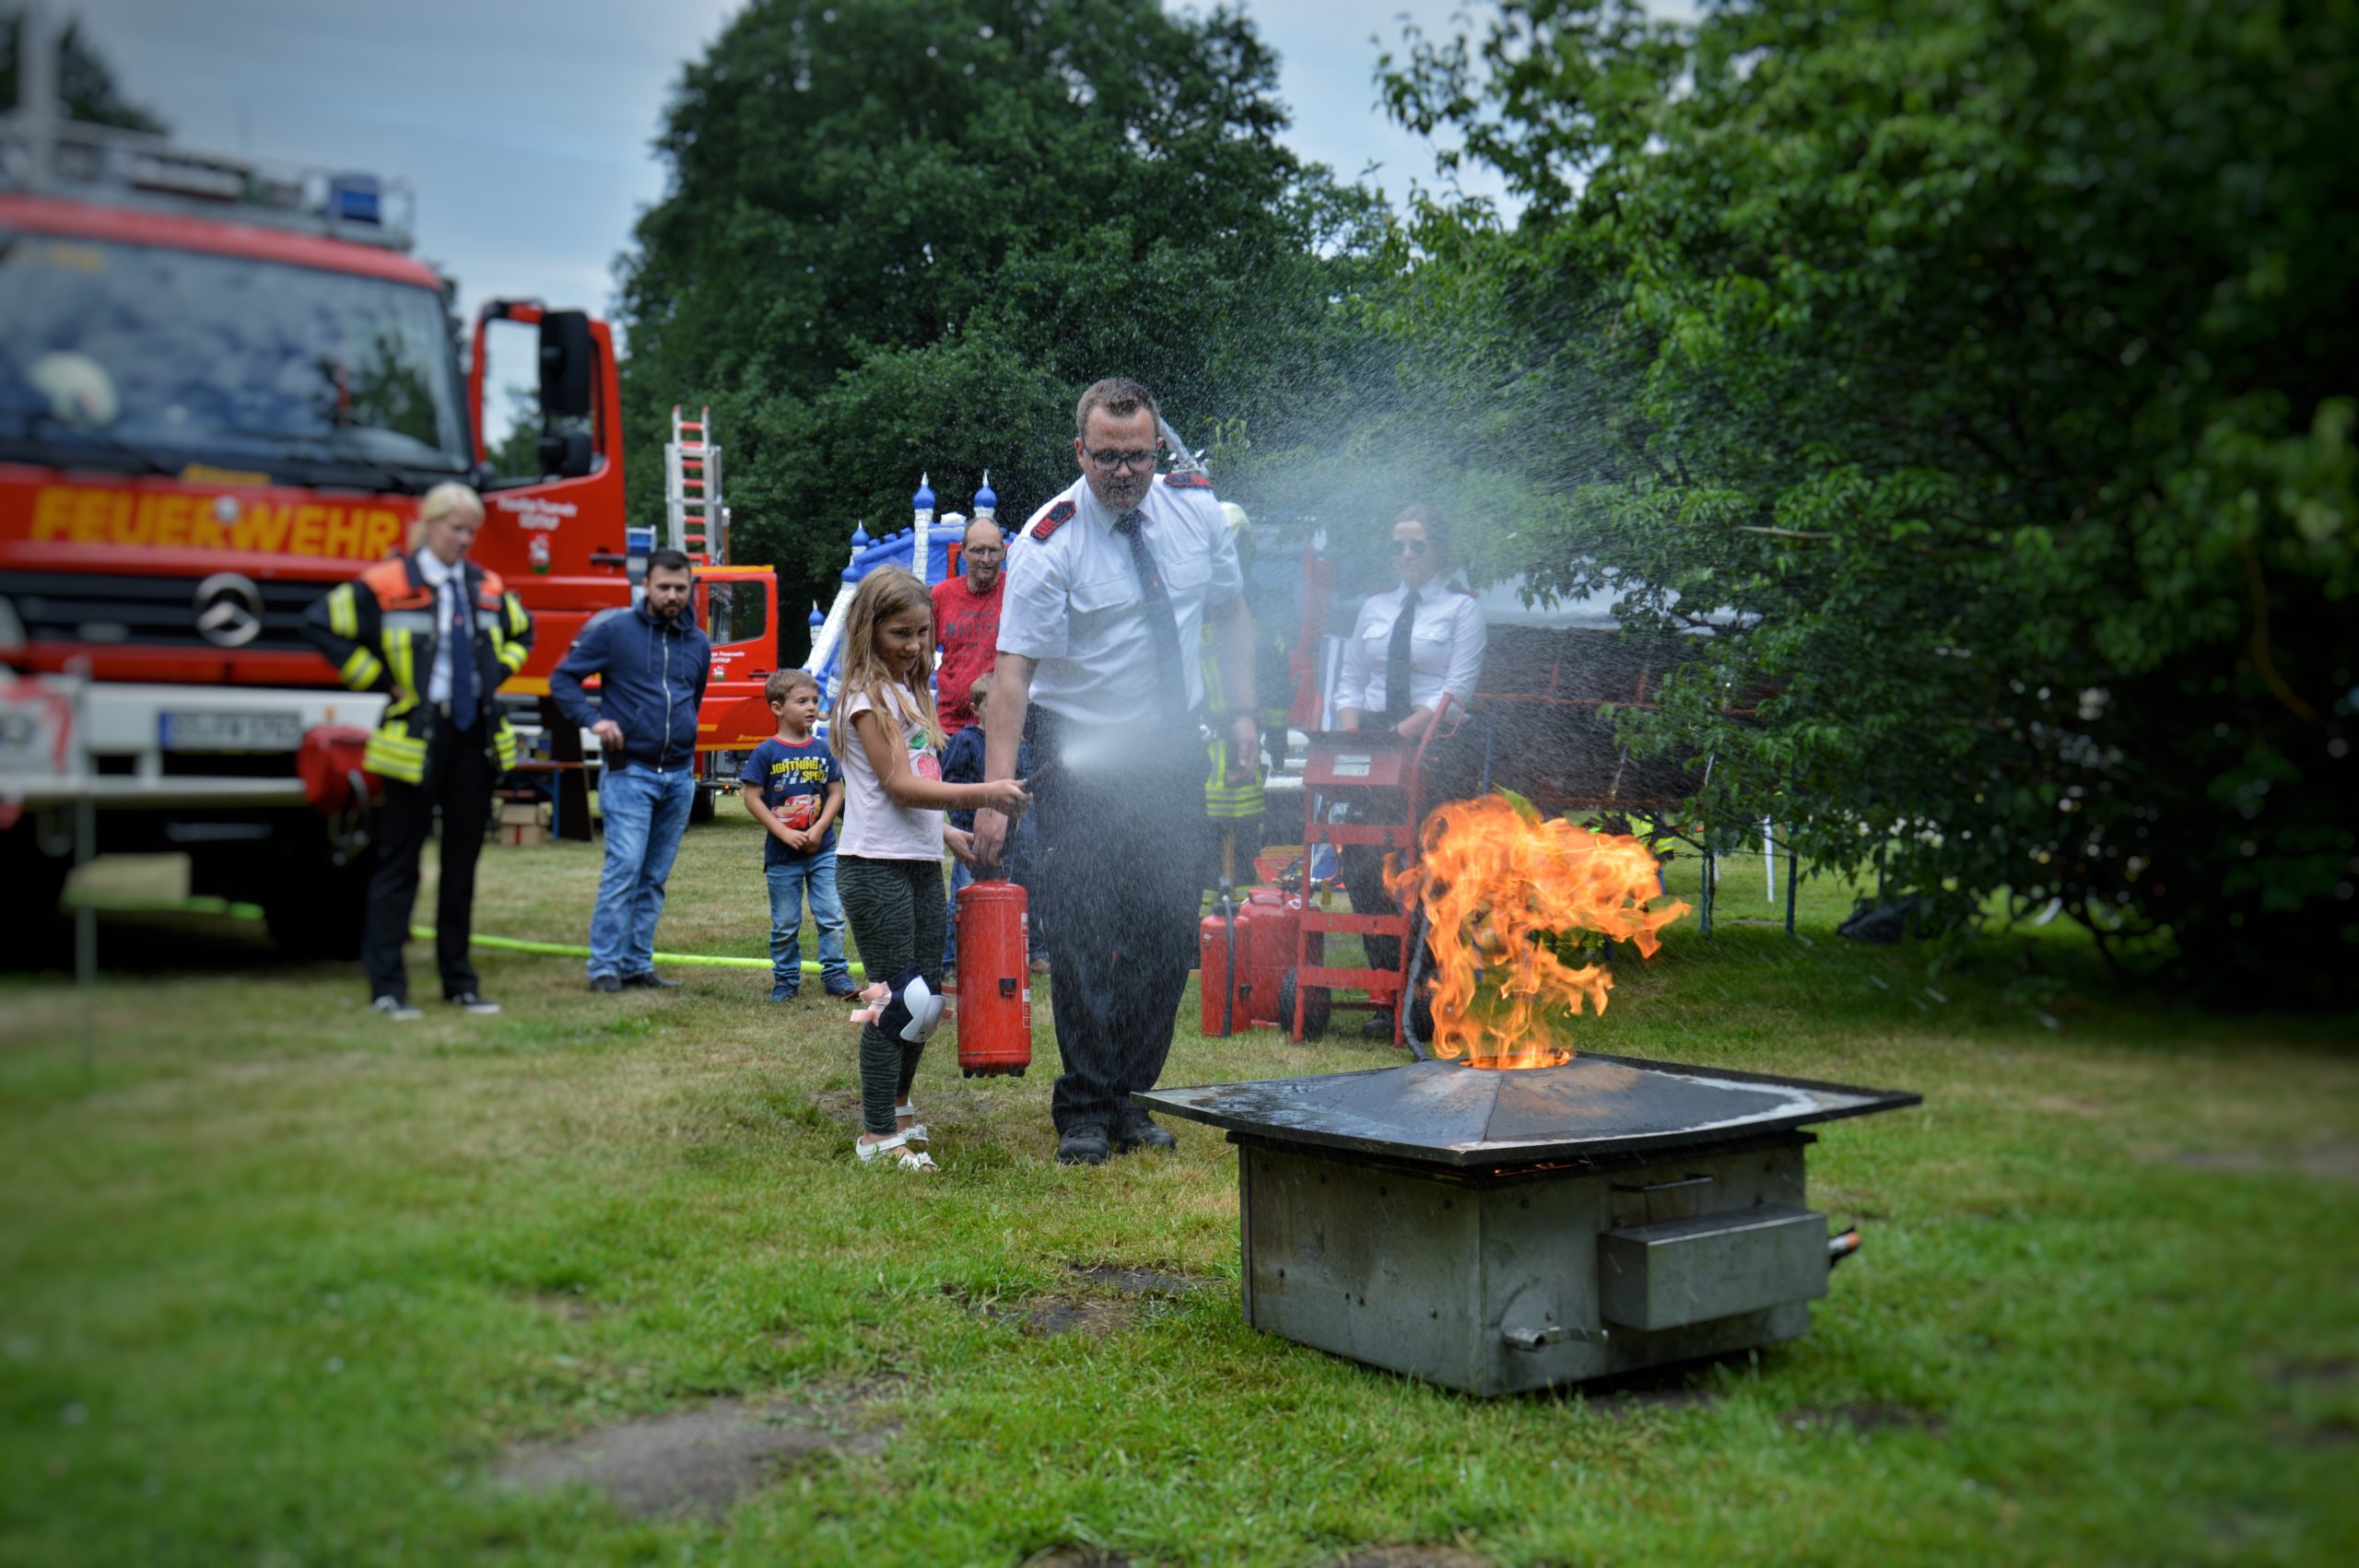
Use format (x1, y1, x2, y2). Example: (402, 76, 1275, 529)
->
(1334, 505, 1488, 1036)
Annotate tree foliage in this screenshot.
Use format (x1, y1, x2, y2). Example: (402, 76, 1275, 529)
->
(1384, 0, 2357, 995)
(1, 13, 167, 133)
(616, 0, 1386, 621)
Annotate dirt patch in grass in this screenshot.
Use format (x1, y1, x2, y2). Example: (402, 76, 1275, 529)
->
(2271, 1415, 2357, 1450)
(806, 1089, 862, 1124)
(1068, 1262, 1209, 1296)
(1022, 1549, 1134, 1568)
(523, 1290, 612, 1322)
(2267, 1356, 2355, 1387)
(1572, 1361, 1729, 1419)
(1586, 1384, 1722, 1419)
(1787, 1400, 1947, 1437)
(1335, 1547, 1493, 1568)
(496, 1387, 895, 1519)
(992, 1293, 1140, 1338)
(949, 1263, 1211, 1339)
(2157, 1141, 2359, 1184)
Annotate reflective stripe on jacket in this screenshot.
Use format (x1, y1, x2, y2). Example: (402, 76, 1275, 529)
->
(1201, 629, 1263, 819)
(302, 551, 534, 786)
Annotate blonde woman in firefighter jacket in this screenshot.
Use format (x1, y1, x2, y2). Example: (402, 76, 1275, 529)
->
(301, 482, 534, 1020)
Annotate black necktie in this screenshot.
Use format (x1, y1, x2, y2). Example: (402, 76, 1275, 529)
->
(1113, 510, 1189, 709)
(448, 576, 478, 731)
(1383, 588, 1419, 721)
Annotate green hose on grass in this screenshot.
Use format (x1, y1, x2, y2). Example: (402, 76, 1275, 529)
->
(61, 893, 266, 920)
(56, 892, 861, 978)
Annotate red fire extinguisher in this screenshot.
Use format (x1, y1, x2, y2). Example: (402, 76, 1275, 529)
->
(956, 876, 1032, 1076)
(1242, 886, 1300, 1028)
(1199, 883, 1248, 1036)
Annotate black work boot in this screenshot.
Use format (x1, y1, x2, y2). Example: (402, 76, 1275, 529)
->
(1056, 1125, 1111, 1166)
(1114, 1109, 1177, 1153)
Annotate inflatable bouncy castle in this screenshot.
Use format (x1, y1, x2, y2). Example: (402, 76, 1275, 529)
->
(802, 473, 999, 716)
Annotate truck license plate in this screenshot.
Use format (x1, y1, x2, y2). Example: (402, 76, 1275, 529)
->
(159, 710, 303, 752)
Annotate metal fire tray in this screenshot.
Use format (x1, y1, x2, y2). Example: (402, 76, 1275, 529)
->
(1135, 1052, 1919, 1169)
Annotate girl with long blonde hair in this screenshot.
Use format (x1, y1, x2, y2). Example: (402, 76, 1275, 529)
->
(830, 568, 1029, 1171)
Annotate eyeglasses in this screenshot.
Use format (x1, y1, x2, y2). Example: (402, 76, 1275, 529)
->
(1391, 539, 1429, 557)
(965, 546, 1004, 559)
(1085, 448, 1159, 473)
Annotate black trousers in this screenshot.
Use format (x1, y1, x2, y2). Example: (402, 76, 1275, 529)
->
(1027, 717, 1206, 1135)
(1201, 810, 1265, 897)
(362, 720, 493, 1002)
(1341, 724, 1489, 977)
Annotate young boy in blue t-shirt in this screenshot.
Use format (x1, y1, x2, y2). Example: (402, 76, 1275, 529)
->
(740, 669, 854, 1002)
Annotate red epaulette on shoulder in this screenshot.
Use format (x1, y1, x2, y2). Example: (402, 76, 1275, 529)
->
(1033, 498, 1077, 541)
(1162, 472, 1215, 492)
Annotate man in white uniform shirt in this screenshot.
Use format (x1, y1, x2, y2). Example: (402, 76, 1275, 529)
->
(976, 377, 1260, 1165)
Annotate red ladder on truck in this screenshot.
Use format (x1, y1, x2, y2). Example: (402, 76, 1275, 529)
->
(1284, 698, 1467, 1047)
(664, 405, 728, 566)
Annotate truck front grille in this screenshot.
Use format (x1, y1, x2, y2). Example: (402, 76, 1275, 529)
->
(0, 570, 330, 655)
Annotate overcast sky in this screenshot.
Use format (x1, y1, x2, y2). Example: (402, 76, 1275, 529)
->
(65, 0, 1517, 337)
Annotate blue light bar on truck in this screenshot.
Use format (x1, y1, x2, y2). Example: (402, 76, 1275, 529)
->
(327, 174, 381, 225)
(0, 115, 417, 252)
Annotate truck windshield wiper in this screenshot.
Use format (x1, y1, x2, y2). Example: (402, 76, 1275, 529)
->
(0, 412, 180, 475)
(274, 439, 461, 496)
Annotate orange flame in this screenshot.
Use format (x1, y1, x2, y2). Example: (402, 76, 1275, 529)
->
(1389, 793, 1689, 1068)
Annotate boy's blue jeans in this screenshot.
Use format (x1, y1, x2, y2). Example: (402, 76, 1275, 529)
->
(767, 848, 851, 992)
(942, 859, 975, 967)
(587, 764, 697, 980)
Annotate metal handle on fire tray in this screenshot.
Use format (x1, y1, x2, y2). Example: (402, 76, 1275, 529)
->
(1502, 1324, 1605, 1351)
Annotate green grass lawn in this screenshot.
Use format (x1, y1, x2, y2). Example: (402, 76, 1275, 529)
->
(3, 814, 2353, 1566)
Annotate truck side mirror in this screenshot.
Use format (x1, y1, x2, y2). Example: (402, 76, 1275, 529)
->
(537, 311, 593, 420)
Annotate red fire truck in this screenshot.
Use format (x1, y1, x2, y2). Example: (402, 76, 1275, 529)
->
(0, 117, 778, 954)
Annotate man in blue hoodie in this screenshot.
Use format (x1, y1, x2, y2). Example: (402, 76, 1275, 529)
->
(550, 548, 712, 992)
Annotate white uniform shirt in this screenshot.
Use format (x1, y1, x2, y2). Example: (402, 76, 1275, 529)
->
(998, 473, 1243, 724)
(415, 547, 462, 704)
(1339, 579, 1487, 719)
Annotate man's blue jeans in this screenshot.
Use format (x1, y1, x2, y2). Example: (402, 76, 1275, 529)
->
(588, 764, 697, 979)
(767, 848, 851, 993)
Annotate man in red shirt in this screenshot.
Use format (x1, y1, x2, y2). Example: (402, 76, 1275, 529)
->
(932, 516, 1007, 733)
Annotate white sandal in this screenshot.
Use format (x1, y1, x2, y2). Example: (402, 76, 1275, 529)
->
(854, 1130, 938, 1172)
(897, 1105, 929, 1145)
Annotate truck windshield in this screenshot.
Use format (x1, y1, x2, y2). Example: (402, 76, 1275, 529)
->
(0, 229, 470, 490)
